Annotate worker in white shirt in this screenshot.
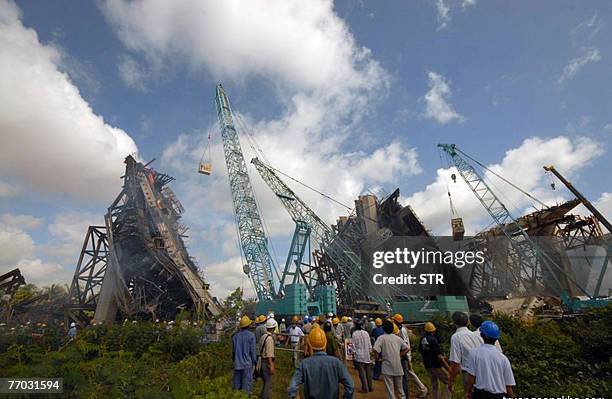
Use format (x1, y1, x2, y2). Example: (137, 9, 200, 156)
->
(287, 315, 305, 367)
(464, 321, 515, 399)
(447, 311, 483, 394)
(469, 314, 502, 352)
(351, 320, 373, 393)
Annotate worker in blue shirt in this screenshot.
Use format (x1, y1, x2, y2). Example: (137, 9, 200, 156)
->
(371, 317, 385, 380)
(232, 316, 257, 394)
(288, 324, 355, 399)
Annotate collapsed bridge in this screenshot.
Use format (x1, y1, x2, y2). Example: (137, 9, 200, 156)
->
(66, 156, 221, 325)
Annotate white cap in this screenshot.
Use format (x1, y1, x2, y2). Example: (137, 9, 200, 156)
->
(265, 318, 278, 329)
(70, 322, 76, 327)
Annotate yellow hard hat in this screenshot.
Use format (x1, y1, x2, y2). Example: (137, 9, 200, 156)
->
(309, 325, 327, 350)
(424, 322, 436, 332)
(332, 317, 340, 325)
(256, 315, 265, 324)
(239, 315, 252, 328)
(392, 313, 404, 323)
(375, 318, 383, 326)
(393, 323, 399, 335)
(341, 316, 348, 323)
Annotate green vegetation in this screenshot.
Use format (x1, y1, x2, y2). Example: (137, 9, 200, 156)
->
(0, 306, 610, 398)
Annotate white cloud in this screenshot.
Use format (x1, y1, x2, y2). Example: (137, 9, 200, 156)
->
(0, 213, 43, 230)
(594, 192, 612, 223)
(434, 0, 451, 29)
(0, 0, 138, 203)
(406, 136, 604, 235)
(558, 47, 601, 84)
(117, 53, 149, 91)
(423, 71, 463, 124)
(101, 0, 386, 95)
(203, 256, 256, 300)
(14, 258, 65, 286)
(43, 211, 101, 265)
(432, 0, 475, 29)
(571, 13, 602, 41)
(0, 223, 35, 267)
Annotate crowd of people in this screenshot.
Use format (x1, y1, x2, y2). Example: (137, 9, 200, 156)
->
(231, 311, 515, 399)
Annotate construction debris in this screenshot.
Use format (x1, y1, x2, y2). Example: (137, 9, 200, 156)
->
(66, 156, 221, 325)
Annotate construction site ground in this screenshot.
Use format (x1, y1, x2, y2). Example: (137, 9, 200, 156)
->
(340, 359, 465, 399)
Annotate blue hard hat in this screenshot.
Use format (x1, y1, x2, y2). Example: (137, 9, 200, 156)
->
(304, 316, 310, 323)
(480, 320, 500, 339)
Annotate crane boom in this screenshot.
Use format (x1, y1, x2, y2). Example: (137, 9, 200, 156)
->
(544, 165, 612, 234)
(215, 84, 276, 300)
(251, 157, 362, 304)
(438, 144, 591, 297)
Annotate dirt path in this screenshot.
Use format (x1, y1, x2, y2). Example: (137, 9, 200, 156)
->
(344, 361, 426, 399)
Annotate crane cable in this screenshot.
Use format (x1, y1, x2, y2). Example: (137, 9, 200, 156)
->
(439, 150, 459, 219)
(456, 147, 549, 209)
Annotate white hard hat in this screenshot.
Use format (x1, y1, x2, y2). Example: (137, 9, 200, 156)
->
(155, 319, 159, 323)
(327, 312, 333, 317)
(281, 318, 285, 322)
(348, 317, 352, 321)
(70, 322, 76, 327)
(265, 318, 278, 329)
(267, 312, 275, 319)
(169, 321, 175, 324)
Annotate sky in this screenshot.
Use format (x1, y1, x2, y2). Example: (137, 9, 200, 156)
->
(0, 0, 610, 300)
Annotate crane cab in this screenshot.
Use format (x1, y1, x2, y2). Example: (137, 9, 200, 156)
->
(451, 217, 465, 241)
(198, 162, 212, 175)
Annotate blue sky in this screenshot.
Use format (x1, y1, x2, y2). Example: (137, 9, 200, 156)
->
(0, 0, 610, 298)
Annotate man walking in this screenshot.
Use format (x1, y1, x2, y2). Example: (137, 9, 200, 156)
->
(418, 322, 451, 399)
(288, 325, 355, 399)
(352, 320, 374, 393)
(258, 318, 277, 399)
(464, 321, 515, 399)
(232, 316, 257, 394)
(393, 313, 428, 399)
(448, 311, 483, 394)
(287, 316, 304, 367)
(373, 319, 409, 399)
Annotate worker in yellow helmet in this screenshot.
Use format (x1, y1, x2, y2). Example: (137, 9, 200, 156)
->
(255, 315, 267, 343)
(288, 325, 355, 399)
(393, 313, 429, 398)
(419, 322, 451, 399)
(232, 316, 257, 395)
(287, 315, 305, 367)
(371, 317, 385, 380)
(332, 317, 342, 342)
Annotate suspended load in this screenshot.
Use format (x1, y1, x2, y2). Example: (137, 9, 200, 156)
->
(451, 217, 465, 241)
(198, 130, 213, 175)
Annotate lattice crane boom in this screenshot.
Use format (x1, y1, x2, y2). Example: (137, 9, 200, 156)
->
(251, 157, 362, 304)
(438, 143, 590, 298)
(215, 84, 276, 300)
